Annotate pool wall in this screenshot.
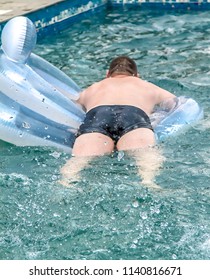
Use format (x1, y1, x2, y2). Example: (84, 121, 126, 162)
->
(0, 0, 210, 40)
(32, 0, 107, 39)
(109, 0, 210, 10)
(0, 0, 107, 39)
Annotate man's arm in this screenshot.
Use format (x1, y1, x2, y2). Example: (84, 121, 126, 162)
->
(148, 82, 177, 110)
(76, 89, 87, 111)
(158, 97, 178, 112)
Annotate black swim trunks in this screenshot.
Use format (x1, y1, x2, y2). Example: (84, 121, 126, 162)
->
(77, 105, 153, 143)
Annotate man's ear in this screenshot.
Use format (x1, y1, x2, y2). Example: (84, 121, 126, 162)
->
(106, 70, 110, 78)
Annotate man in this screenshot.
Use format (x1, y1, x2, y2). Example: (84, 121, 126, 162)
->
(60, 56, 176, 187)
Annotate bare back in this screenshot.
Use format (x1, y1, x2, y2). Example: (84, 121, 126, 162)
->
(79, 75, 176, 115)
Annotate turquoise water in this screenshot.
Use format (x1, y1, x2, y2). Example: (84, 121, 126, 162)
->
(1, 7, 210, 260)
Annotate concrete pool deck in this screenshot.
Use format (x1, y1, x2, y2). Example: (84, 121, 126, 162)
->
(0, 0, 64, 22)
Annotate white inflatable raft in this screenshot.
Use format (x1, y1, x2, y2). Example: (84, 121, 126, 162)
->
(0, 17, 203, 153)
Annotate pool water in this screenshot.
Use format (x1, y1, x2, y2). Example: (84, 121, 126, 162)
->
(1, 7, 210, 260)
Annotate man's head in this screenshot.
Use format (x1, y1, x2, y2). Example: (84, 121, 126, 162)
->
(107, 56, 138, 77)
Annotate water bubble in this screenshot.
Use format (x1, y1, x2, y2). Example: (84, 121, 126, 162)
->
(50, 151, 62, 159)
(22, 122, 31, 129)
(37, 209, 43, 215)
(51, 175, 58, 181)
(132, 200, 139, 208)
(53, 213, 60, 218)
(140, 212, 148, 220)
(150, 205, 160, 214)
(117, 151, 124, 161)
(172, 254, 177, 259)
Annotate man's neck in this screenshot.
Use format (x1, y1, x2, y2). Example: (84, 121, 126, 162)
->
(109, 73, 135, 78)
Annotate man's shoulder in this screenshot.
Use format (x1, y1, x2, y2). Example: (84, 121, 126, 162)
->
(88, 78, 107, 89)
(81, 80, 103, 96)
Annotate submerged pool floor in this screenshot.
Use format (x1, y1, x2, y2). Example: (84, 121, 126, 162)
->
(1, 7, 210, 260)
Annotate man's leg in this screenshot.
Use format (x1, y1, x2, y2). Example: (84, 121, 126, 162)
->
(59, 156, 91, 187)
(127, 147, 165, 189)
(116, 128, 164, 188)
(59, 133, 114, 186)
(72, 133, 115, 156)
(116, 128, 155, 151)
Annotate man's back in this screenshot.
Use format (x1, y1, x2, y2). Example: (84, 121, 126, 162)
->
(79, 75, 175, 115)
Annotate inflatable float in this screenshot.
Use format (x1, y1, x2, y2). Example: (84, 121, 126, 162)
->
(0, 16, 203, 153)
